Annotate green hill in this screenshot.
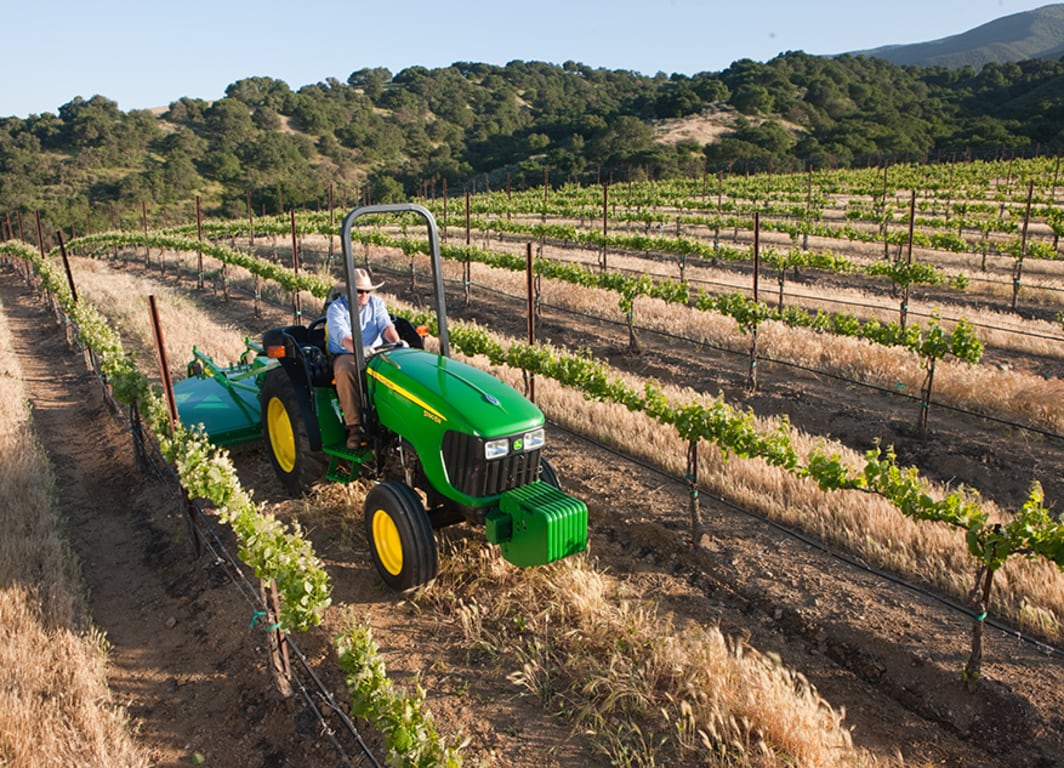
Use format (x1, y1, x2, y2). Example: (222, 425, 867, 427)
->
(4, 50, 1064, 237)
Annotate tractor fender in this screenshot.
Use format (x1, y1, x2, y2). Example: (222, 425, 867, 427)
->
(261, 328, 324, 451)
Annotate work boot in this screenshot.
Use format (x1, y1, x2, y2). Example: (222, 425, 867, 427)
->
(346, 427, 366, 450)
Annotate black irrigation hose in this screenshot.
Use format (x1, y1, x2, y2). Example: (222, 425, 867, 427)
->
(496, 233, 1064, 348)
(544, 417, 1064, 662)
(133, 428, 384, 768)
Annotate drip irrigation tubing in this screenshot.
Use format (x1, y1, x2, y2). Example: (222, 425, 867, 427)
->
(484, 231, 1064, 348)
(543, 417, 1064, 662)
(132, 424, 383, 768)
(56, 309, 385, 768)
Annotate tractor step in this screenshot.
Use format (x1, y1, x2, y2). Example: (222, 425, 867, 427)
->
(323, 444, 373, 484)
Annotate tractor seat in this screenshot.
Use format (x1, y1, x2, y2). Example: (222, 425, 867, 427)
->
(301, 316, 333, 387)
(304, 345, 334, 387)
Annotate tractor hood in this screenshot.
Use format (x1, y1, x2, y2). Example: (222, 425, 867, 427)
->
(367, 348, 542, 437)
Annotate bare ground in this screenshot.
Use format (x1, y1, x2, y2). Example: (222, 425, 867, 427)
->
(3, 254, 1064, 768)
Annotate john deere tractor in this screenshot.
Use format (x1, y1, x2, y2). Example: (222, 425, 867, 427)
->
(174, 203, 588, 590)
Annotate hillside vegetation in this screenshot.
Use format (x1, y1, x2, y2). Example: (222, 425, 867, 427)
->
(851, 3, 1064, 69)
(5, 51, 1064, 241)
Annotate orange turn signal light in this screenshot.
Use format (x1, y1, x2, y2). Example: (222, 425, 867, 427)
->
(416, 324, 430, 337)
(266, 345, 287, 359)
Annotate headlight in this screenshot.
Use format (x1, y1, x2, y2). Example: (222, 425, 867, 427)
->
(522, 428, 545, 451)
(484, 438, 510, 459)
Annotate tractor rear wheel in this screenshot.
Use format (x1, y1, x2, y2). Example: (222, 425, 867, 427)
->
(364, 481, 438, 591)
(260, 369, 325, 496)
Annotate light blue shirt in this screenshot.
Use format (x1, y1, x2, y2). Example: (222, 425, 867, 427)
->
(326, 294, 393, 354)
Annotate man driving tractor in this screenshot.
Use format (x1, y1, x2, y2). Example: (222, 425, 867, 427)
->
(326, 268, 403, 449)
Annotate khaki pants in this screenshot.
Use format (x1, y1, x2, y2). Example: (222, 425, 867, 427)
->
(332, 353, 361, 429)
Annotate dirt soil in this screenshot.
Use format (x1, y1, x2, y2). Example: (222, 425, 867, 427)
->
(4, 254, 1064, 768)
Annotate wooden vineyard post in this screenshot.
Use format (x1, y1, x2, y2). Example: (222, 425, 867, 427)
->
(803, 165, 813, 250)
(600, 182, 608, 271)
(196, 196, 204, 289)
(148, 295, 178, 432)
(246, 190, 255, 248)
(258, 581, 293, 698)
(714, 170, 723, 251)
(54, 231, 78, 345)
(108, 204, 119, 260)
(880, 165, 890, 261)
(148, 293, 206, 557)
(290, 210, 302, 325)
(543, 167, 549, 222)
(56, 231, 78, 304)
(34, 210, 46, 262)
(526, 242, 536, 403)
(901, 189, 916, 330)
(441, 177, 448, 238)
(1012, 181, 1034, 312)
(326, 182, 335, 270)
(686, 440, 701, 546)
(749, 212, 761, 392)
(141, 202, 150, 268)
(464, 192, 472, 305)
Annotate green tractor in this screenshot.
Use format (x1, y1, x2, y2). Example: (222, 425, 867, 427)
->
(174, 203, 588, 590)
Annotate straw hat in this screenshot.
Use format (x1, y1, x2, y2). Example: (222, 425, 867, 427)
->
(353, 268, 384, 292)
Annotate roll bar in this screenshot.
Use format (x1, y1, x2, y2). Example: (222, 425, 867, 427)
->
(339, 203, 451, 416)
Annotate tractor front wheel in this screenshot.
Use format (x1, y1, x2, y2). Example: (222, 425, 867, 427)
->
(364, 481, 438, 591)
(539, 456, 561, 489)
(260, 369, 325, 496)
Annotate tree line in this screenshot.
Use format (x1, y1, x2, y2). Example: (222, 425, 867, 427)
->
(3, 52, 1064, 234)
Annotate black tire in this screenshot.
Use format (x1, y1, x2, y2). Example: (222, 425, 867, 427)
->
(260, 369, 325, 496)
(364, 481, 438, 591)
(539, 456, 561, 489)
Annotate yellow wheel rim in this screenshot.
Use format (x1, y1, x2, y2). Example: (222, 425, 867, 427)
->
(266, 397, 296, 473)
(371, 508, 403, 576)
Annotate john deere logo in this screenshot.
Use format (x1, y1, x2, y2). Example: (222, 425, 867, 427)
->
(512, 438, 524, 451)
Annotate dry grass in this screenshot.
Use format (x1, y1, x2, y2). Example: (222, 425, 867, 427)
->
(0, 295, 148, 768)
(422, 544, 876, 767)
(67, 255, 269, 378)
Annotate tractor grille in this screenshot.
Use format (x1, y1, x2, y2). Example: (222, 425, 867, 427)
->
(442, 430, 541, 498)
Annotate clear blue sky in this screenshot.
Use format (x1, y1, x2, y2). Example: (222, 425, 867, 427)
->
(1, 0, 1054, 118)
